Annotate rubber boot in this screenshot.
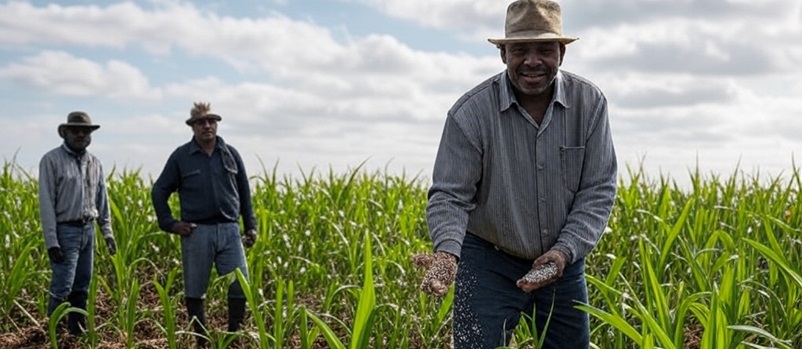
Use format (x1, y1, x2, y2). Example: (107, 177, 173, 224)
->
(67, 291, 88, 336)
(47, 296, 67, 335)
(185, 297, 208, 348)
(227, 297, 246, 332)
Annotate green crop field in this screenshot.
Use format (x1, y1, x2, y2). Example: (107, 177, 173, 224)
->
(0, 160, 800, 349)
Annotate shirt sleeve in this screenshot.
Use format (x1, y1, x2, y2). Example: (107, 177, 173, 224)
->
(231, 146, 257, 231)
(425, 115, 482, 259)
(38, 154, 60, 249)
(151, 151, 180, 232)
(554, 95, 618, 264)
(95, 162, 114, 239)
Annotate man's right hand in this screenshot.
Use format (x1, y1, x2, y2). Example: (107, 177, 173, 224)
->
(241, 229, 257, 248)
(48, 247, 65, 264)
(412, 251, 458, 297)
(169, 222, 196, 236)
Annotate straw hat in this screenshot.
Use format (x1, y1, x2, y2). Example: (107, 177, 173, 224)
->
(186, 102, 222, 126)
(488, 0, 578, 45)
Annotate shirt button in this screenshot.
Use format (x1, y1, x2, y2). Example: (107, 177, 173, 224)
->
(537, 163, 544, 170)
(540, 197, 546, 202)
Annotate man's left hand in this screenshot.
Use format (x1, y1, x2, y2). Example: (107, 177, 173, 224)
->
(105, 236, 117, 256)
(242, 229, 257, 248)
(516, 249, 568, 292)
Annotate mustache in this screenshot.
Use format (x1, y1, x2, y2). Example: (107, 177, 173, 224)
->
(519, 67, 550, 75)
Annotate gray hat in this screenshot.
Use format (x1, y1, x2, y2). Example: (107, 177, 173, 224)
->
(58, 111, 100, 132)
(488, 0, 578, 45)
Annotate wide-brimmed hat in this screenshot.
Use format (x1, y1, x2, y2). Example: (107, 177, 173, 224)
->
(58, 111, 100, 132)
(488, 0, 578, 45)
(186, 101, 222, 126)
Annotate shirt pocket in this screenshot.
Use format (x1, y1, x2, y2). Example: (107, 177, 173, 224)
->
(181, 169, 203, 192)
(221, 149, 239, 176)
(224, 162, 238, 176)
(560, 146, 585, 193)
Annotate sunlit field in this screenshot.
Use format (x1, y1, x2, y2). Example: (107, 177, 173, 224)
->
(0, 160, 800, 349)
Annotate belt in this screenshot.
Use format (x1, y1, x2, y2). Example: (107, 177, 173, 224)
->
(59, 217, 94, 227)
(194, 217, 237, 225)
(467, 232, 531, 262)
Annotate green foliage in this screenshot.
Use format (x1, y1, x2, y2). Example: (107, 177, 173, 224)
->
(0, 161, 800, 348)
(585, 164, 802, 348)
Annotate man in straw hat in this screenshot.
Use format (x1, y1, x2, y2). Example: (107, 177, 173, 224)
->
(39, 111, 117, 336)
(151, 102, 257, 347)
(414, 0, 617, 348)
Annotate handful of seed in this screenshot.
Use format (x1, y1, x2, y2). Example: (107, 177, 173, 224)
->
(412, 252, 457, 296)
(521, 262, 557, 284)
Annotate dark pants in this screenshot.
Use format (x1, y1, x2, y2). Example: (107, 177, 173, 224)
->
(48, 223, 94, 315)
(453, 233, 590, 349)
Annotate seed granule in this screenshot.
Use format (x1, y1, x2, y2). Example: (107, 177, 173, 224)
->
(521, 262, 557, 283)
(413, 253, 457, 296)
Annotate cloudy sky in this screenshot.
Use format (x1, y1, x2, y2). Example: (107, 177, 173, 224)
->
(1, 0, 801, 186)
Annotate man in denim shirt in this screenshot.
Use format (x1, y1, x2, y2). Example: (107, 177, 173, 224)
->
(415, 1, 617, 348)
(39, 111, 117, 336)
(151, 102, 257, 346)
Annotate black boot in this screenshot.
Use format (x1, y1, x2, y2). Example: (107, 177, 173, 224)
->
(227, 297, 246, 332)
(47, 296, 67, 335)
(67, 292, 88, 336)
(185, 297, 208, 348)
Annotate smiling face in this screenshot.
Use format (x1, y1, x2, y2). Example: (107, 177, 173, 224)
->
(191, 117, 218, 143)
(60, 126, 94, 153)
(501, 41, 565, 101)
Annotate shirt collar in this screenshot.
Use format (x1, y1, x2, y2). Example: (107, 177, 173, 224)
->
(60, 143, 85, 159)
(188, 136, 226, 155)
(497, 70, 568, 112)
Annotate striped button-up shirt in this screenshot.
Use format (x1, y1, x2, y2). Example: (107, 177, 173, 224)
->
(38, 144, 113, 249)
(426, 70, 617, 264)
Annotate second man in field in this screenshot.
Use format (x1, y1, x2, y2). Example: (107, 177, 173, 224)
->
(151, 102, 258, 346)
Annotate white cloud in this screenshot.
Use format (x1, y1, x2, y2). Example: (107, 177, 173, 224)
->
(355, 0, 503, 33)
(0, 0, 800, 184)
(0, 51, 161, 101)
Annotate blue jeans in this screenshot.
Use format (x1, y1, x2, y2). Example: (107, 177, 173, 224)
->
(48, 223, 95, 315)
(181, 223, 249, 299)
(453, 233, 590, 349)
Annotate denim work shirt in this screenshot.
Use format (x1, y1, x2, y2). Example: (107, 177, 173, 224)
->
(151, 136, 257, 232)
(426, 70, 618, 264)
(38, 144, 114, 249)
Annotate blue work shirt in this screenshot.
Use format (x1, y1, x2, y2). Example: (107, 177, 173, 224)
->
(151, 136, 257, 232)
